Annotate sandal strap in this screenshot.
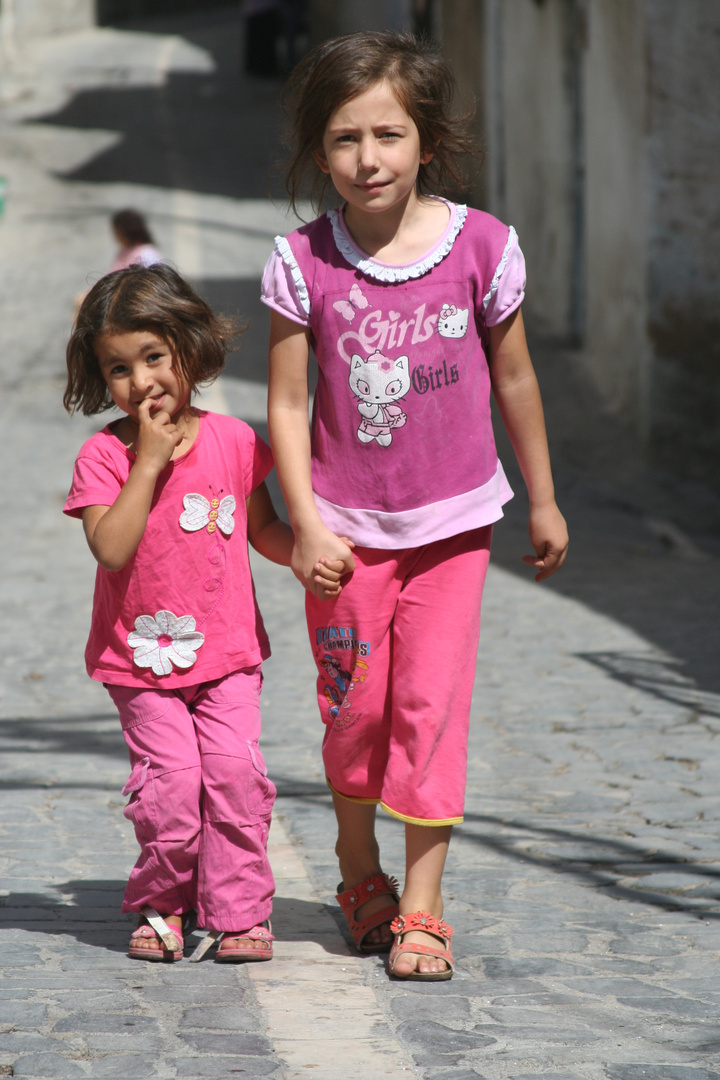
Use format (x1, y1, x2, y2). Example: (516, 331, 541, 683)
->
(138, 906, 183, 952)
(390, 911, 454, 942)
(336, 873, 399, 916)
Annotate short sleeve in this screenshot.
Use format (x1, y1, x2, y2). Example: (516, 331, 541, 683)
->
(242, 426, 274, 499)
(260, 246, 311, 327)
(63, 449, 124, 518)
(483, 228, 526, 327)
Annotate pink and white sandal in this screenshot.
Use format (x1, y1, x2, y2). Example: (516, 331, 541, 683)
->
(128, 906, 186, 962)
(188, 921, 274, 963)
(389, 911, 455, 981)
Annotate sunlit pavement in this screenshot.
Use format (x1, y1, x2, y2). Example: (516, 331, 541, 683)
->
(2, 9, 720, 1080)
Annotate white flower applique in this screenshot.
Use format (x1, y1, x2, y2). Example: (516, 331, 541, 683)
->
(127, 610, 205, 676)
(179, 491, 236, 536)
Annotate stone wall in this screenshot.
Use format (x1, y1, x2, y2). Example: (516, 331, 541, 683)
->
(645, 0, 720, 476)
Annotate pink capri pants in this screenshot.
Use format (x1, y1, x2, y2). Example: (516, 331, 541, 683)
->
(305, 527, 492, 826)
(107, 666, 275, 932)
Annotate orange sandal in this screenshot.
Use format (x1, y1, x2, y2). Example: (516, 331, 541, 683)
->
(336, 873, 400, 954)
(389, 911, 455, 981)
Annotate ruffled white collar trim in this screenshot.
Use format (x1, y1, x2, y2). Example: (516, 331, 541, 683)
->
(328, 199, 468, 282)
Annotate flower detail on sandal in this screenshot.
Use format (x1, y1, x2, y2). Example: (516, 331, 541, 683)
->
(127, 610, 204, 675)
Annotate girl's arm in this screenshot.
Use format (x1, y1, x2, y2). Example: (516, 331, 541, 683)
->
(246, 480, 353, 598)
(83, 399, 183, 571)
(267, 309, 355, 594)
(488, 308, 568, 581)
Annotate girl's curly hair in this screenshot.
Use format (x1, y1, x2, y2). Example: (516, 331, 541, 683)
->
(64, 263, 242, 416)
(281, 30, 483, 214)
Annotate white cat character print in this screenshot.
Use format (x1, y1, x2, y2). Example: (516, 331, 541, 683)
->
(437, 304, 469, 339)
(349, 349, 410, 447)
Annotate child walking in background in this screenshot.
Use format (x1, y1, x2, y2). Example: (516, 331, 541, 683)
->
(109, 209, 163, 272)
(263, 31, 568, 980)
(64, 264, 347, 962)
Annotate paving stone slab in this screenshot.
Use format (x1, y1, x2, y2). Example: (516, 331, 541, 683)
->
(178, 1005, 261, 1031)
(172, 1055, 282, 1077)
(11, 1054, 87, 1079)
(178, 1032, 272, 1055)
(83, 1055, 163, 1078)
(52, 1013, 159, 1034)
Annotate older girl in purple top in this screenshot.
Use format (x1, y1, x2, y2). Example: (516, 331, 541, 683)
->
(263, 31, 568, 980)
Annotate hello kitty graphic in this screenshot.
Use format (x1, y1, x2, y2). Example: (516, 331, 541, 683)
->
(437, 303, 469, 339)
(349, 349, 410, 447)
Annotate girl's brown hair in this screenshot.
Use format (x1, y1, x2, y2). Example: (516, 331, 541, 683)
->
(282, 30, 482, 214)
(64, 263, 241, 416)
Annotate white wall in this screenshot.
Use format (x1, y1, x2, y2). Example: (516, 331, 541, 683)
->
(583, 0, 649, 429)
(1, 0, 95, 54)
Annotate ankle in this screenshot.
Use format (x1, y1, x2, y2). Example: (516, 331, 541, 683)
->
(335, 842, 381, 889)
(399, 889, 443, 918)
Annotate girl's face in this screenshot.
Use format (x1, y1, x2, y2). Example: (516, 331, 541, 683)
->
(316, 80, 432, 217)
(95, 330, 190, 423)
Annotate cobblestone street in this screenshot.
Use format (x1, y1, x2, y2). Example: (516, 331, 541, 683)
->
(1, 9, 720, 1079)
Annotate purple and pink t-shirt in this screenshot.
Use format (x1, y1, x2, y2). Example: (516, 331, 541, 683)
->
(261, 199, 525, 548)
(64, 411, 272, 688)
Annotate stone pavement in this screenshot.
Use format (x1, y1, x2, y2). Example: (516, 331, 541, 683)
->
(2, 7, 720, 1079)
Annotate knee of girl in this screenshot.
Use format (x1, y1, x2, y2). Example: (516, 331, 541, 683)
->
(202, 748, 276, 825)
(123, 763, 202, 842)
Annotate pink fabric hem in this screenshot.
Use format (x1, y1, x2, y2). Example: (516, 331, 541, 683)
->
(313, 462, 513, 549)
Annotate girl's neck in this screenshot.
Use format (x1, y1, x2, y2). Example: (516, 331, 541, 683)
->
(113, 405, 200, 460)
(342, 192, 450, 266)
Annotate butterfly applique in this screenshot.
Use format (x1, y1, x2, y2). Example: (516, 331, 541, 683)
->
(179, 492, 236, 536)
(333, 282, 370, 323)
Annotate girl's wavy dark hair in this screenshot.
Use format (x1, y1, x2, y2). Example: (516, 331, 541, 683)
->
(64, 263, 242, 416)
(281, 30, 483, 214)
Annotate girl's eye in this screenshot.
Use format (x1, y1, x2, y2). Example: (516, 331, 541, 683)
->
(380, 132, 401, 141)
(109, 364, 126, 376)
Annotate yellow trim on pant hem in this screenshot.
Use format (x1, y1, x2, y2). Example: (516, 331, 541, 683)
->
(326, 778, 381, 805)
(380, 802, 463, 827)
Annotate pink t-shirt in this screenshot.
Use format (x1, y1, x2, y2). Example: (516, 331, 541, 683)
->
(261, 202, 523, 549)
(64, 411, 273, 688)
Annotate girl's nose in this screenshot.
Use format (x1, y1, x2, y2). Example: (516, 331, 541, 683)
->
(131, 369, 153, 392)
(358, 137, 379, 170)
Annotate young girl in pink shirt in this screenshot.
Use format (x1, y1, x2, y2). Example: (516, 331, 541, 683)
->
(263, 31, 569, 980)
(64, 264, 346, 963)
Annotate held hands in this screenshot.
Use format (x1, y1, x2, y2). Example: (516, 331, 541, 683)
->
(134, 398, 184, 472)
(292, 523, 356, 600)
(523, 501, 569, 582)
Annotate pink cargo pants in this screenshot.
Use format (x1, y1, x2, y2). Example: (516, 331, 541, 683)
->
(107, 666, 275, 932)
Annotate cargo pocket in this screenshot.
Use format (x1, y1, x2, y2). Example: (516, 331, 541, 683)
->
(246, 741, 277, 821)
(121, 755, 157, 843)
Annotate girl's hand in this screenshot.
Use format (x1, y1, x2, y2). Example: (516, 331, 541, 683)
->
(523, 502, 569, 582)
(292, 525, 356, 597)
(312, 539, 356, 599)
(134, 398, 184, 472)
